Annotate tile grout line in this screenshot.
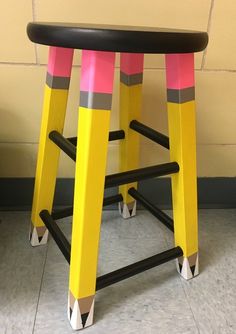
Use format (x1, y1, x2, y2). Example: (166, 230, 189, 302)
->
(31, 244, 49, 334)
(2, 61, 236, 73)
(201, 0, 215, 70)
(180, 279, 201, 334)
(31, 0, 39, 65)
(0, 62, 42, 66)
(1, 142, 236, 147)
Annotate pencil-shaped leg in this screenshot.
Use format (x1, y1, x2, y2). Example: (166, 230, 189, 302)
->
(30, 47, 74, 246)
(68, 50, 115, 330)
(119, 53, 144, 218)
(165, 53, 198, 279)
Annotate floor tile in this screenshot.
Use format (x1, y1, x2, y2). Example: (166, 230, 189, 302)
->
(33, 211, 198, 334)
(179, 210, 236, 334)
(1, 209, 235, 334)
(163, 209, 236, 334)
(0, 212, 47, 334)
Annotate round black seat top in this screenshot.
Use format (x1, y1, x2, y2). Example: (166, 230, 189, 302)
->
(27, 22, 208, 54)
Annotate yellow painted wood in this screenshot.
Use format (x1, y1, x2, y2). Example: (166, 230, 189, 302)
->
(119, 83, 143, 204)
(31, 85, 69, 227)
(167, 100, 198, 257)
(69, 107, 110, 299)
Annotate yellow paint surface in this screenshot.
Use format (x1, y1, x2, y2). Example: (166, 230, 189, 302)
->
(31, 85, 69, 227)
(167, 101, 198, 256)
(69, 107, 110, 298)
(119, 83, 143, 203)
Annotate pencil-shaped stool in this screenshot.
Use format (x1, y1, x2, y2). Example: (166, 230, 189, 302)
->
(27, 23, 208, 330)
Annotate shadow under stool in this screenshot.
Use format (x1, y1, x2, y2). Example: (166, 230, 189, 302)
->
(27, 22, 208, 330)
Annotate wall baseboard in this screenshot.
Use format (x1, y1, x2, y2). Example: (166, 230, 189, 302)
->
(0, 177, 235, 211)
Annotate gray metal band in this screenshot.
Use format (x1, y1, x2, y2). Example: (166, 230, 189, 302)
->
(167, 87, 195, 103)
(120, 71, 143, 86)
(80, 91, 112, 110)
(46, 72, 70, 89)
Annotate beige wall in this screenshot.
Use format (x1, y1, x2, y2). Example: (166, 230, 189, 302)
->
(0, 0, 235, 178)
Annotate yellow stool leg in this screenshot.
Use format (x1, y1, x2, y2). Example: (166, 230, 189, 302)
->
(68, 50, 115, 330)
(119, 53, 144, 218)
(30, 47, 74, 246)
(165, 53, 198, 280)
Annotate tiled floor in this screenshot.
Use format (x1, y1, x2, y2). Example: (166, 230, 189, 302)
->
(0, 209, 236, 334)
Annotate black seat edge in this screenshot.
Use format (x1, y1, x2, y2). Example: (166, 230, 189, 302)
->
(27, 22, 208, 54)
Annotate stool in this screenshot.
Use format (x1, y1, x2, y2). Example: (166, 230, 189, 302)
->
(27, 23, 208, 330)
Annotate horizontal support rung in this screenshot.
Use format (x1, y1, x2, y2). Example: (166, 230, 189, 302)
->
(130, 120, 169, 149)
(40, 209, 182, 290)
(49, 131, 76, 161)
(66, 137, 77, 146)
(51, 194, 123, 220)
(39, 210, 71, 263)
(96, 246, 183, 290)
(103, 193, 124, 206)
(67, 130, 125, 147)
(105, 162, 179, 188)
(109, 130, 125, 141)
(128, 187, 174, 232)
(50, 130, 125, 162)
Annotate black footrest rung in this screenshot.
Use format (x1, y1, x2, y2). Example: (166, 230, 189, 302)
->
(105, 162, 179, 188)
(130, 120, 170, 149)
(67, 130, 125, 147)
(66, 137, 77, 146)
(103, 193, 123, 206)
(128, 187, 174, 232)
(109, 130, 125, 141)
(49, 131, 76, 161)
(50, 130, 125, 162)
(52, 194, 123, 220)
(40, 210, 71, 263)
(96, 246, 183, 290)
